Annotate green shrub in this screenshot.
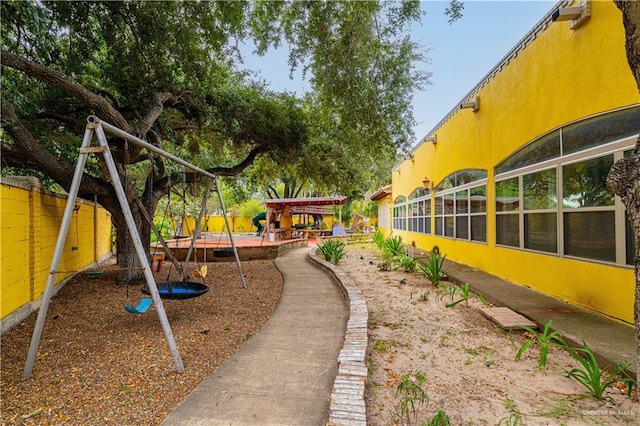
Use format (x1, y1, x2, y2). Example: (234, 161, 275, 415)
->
(151, 217, 173, 242)
(383, 235, 405, 257)
(396, 370, 428, 421)
(317, 239, 347, 265)
(419, 252, 447, 287)
(372, 229, 386, 249)
(564, 341, 635, 400)
(445, 283, 488, 308)
(394, 254, 417, 272)
(425, 409, 451, 426)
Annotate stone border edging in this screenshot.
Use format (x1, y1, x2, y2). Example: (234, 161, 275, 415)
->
(308, 248, 368, 426)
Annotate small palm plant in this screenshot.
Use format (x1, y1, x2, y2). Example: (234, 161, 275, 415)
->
(372, 229, 386, 249)
(383, 235, 405, 257)
(515, 319, 567, 369)
(394, 254, 417, 272)
(564, 341, 635, 400)
(426, 409, 451, 425)
(436, 282, 457, 303)
(445, 283, 488, 308)
(317, 239, 347, 265)
(419, 252, 447, 287)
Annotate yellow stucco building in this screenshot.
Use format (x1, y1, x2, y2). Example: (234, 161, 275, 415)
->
(374, 0, 639, 325)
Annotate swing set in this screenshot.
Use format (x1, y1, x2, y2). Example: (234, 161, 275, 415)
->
(22, 115, 246, 380)
(123, 178, 215, 313)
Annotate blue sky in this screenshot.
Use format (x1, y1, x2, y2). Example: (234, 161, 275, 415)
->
(240, 0, 557, 147)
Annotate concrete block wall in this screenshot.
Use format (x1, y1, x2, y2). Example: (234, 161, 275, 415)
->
(1, 177, 112, 333)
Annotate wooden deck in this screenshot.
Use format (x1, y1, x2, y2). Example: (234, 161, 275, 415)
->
(153, 233, 313, 262)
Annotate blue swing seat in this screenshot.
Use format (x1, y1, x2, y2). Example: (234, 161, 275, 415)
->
(124, 297, 153, 314)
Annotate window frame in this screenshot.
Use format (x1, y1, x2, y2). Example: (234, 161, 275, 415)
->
(494, 132, 636, 266)
(434, 173, 488, 243)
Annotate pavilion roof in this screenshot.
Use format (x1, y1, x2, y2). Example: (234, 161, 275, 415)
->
(262, 196, 347, 208)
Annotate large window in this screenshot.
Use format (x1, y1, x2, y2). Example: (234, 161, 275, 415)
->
(405, 188, 431, 234)
(563, 155, 615, 261)
(523, 168, 557, 253)
(393, 196, 407, 231)
(494, 106, 638, 265)
(434, 169, 487, 242)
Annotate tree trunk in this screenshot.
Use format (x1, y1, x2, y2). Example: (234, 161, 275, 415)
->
(612, 0, 640, 398)
(112, 197, 153, 284)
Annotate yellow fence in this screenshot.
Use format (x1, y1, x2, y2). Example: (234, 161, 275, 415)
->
(178, 216, 255, 235)
(0, 177, 112, 330)
(177, 215, 376, 235)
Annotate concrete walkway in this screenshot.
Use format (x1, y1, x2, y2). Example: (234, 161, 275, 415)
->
(161, 247, 348, 425)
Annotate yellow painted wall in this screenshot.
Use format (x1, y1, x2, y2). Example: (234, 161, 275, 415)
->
(389, 1, 639, 324)
(1, 178, 112, 321)
(178, 216, 255, 235)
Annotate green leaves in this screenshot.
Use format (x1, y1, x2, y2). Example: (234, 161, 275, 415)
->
(383, 235, 405, 257)
(317, 239, 347, 265)
(564, 341, 635, 400)
(444, 283, 488, 308)
(418, 252, 447, 287)
(395, 370, 428, 421)
(514, 320, 567, 369)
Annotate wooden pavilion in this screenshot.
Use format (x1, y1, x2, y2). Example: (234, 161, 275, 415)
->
(261, 196, 347, 240)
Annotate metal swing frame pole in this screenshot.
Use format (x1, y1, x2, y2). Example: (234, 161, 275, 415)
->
(22, 125, 95, 380)
(93, 123, 185, 373)
(23, 118, 186, 380)
(213, 178, 247, 288)
(181, 180, 213, 281)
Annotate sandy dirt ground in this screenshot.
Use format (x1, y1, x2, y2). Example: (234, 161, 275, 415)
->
(1, 243, 638, 425)
(339, 243, 638, 426)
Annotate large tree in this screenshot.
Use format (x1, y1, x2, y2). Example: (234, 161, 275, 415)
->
(608, 0, 640, 399)
(1, 0, 433, 279)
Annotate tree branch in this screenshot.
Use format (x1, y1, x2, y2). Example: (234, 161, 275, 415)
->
(1, 50, 132, 132)
(1, 100, 111, 200)
(134, 92, 174, 135)
(205, 145, 268, 176)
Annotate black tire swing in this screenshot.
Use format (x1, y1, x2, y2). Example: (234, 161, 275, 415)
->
(142, 176, 214, 300)
(141, 280, 209, 300)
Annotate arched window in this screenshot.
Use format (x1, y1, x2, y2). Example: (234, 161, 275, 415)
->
(408, 187, 431, 234)
(393, 196, 407, 231)
(495, 105, 639, 265)
(434, 169, 487, 242)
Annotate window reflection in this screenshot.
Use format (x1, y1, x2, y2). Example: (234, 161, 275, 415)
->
(456, 216, 468, 239)
(493, 106, 638, 264)
(456, 190, 468, 214)
(497, 215, 519, 247)
(445, 217, 454, 237)
(470, 186, 487, 213)
(496, 178, 519, 211)
(471, 215, 487, 242)
(562, 107, 640, 155)
(524, 213, 557, 253)
(435, 197, 443, 215)
(563, 155, 614, 208)
(523, 169, 556, 210)
(495, 130, 560, 174)
(564, 212, 615, 261)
